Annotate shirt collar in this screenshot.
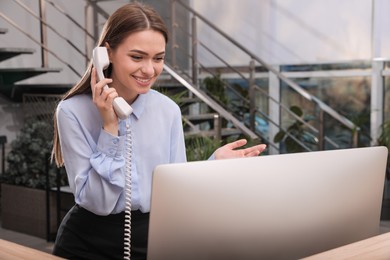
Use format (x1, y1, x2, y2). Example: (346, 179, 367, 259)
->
(128, 93, 147, 120)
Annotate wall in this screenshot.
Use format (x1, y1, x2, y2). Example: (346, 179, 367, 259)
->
(192, 0, 390, 66)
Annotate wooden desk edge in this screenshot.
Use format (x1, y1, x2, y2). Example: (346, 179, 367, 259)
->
(303, 232, 390, 259)
(0, 239, 64, 260)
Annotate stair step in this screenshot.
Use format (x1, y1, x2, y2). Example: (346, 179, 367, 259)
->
(177, 97, 203, 113)
(0, 83, 72, 102)
(0, 47, 35, 62)
(0, 67, 62, 85)
(180, 97, 202, 104)
(154, 81, 186, 89)
(155, 72, 187, 88)
(185, 128, 242, 138)
(184, 113, 218, 124)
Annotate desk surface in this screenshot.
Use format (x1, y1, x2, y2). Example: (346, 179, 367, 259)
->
(0, 239, 63, 260)
(2, 232, 388, 260)
(304, 232, 390, 259)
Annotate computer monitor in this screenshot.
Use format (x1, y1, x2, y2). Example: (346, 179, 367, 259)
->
(147, 146, 388, 260)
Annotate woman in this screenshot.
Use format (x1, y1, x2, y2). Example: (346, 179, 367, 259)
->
(51, 2, 266, 259)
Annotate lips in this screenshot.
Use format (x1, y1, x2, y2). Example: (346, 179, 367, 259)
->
(133, 75, 154, 86)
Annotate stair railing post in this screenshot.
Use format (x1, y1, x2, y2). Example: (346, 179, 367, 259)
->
(170, 0, 178, 68)
(352, 128, 360, 148)
(249, 59, 256, 132)
(191, 16, 198, 87)
(269, 65, 281, 155)
(85, 2, 98, 66)
(39, 0, 48, 67)
(214, 114, 221, 142)
(371, 57, 385, 145)
(318, 108, 325, 150)
(190, 15, 200, 119)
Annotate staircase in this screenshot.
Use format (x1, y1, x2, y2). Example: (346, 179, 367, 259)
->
(0, 0, 250, 149)
(155, 69, 256, 144)
(0, 0, 372, 155)
(0, 28, 71, 102)
(167, 0, 368, 154)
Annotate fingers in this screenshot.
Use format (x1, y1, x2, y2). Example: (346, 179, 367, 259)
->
(243, 144, 267, 157)
(91, 68, 115, 108)
(214, 140, 266, 160)
(91, 68, 97, 97)
(225, 139, 266, 155)
(225, 139, 247, 150)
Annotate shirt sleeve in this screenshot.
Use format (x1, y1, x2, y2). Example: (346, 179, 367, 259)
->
(208, 152, 216, 160)
(57, 105, 126, 215)
(169, 105, 187, 163)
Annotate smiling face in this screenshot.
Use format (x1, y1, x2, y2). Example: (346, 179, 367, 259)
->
(107, 29, 166, 104)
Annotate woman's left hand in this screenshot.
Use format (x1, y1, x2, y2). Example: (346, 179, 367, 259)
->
(214, 139, 267, 160)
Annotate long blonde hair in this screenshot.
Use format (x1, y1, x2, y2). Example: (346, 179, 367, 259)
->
(52, 2, 168, 166)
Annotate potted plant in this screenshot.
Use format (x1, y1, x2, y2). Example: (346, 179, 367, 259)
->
(273, 106, 318, 153)
(0, 119, 68, 240)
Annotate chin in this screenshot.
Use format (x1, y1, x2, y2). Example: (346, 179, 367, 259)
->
(137, 86, 153, 94)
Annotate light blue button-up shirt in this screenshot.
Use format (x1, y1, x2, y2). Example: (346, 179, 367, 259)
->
(56, 89, 186, 215)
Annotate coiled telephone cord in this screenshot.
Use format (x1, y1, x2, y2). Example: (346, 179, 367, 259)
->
(124, 122, 132, 260)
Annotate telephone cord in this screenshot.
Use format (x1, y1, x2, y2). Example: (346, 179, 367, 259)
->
(124, 122, 132, 260)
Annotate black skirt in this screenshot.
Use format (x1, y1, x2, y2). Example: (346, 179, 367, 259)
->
(52, 205, 149, 260)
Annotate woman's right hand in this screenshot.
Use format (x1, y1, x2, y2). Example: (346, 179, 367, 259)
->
(91, 67, 119, 136)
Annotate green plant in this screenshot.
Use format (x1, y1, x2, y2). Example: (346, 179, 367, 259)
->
(185, 136, 221, 161)
(378, 120, 390, 149)
(1, 119, 66, 189)
(273, 106, 318, 153)
(377, 120, 390, 179)
(158, 89, 188, 107)
(203, 73, 228, 105)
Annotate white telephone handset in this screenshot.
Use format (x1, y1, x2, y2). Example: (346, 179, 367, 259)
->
(92, 47, 133, 119)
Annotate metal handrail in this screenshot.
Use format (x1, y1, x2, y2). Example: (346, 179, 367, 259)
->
(176, 34, 325, 150)
(192, 34, 337, 150)
(164, 64, 259, 140)
(174, 0, 359, 145)
(13, 0, 88, 60)
(87, 0, 111, 18)
(197, 40, 335, 148)
(193, 29, 358, 148)
(1, 0, 362, 149)
(0, 11, 81, 77)
(46, 0, 95, 40)
(0, 0, 113, 78)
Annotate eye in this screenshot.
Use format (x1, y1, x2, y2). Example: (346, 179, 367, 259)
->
(154, 56, 165, 62)
(131, 55, 142, 61)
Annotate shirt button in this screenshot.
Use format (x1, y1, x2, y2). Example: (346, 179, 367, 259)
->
(109, 149, 115, 155)
(113, 139, 118, 144)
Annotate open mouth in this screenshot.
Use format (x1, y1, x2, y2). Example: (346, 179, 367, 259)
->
(133, 75, 154, 86)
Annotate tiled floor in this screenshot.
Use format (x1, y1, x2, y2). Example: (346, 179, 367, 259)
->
(0, 220, 390, 255)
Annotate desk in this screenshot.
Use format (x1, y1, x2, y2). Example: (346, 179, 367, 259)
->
(0, 239, 63, 259)
(304, 232, 390, 259)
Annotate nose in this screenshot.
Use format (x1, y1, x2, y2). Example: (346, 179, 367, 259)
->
(140, 60, 155, 76)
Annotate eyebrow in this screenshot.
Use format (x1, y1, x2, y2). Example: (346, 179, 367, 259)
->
(129, 50, 165, 56)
